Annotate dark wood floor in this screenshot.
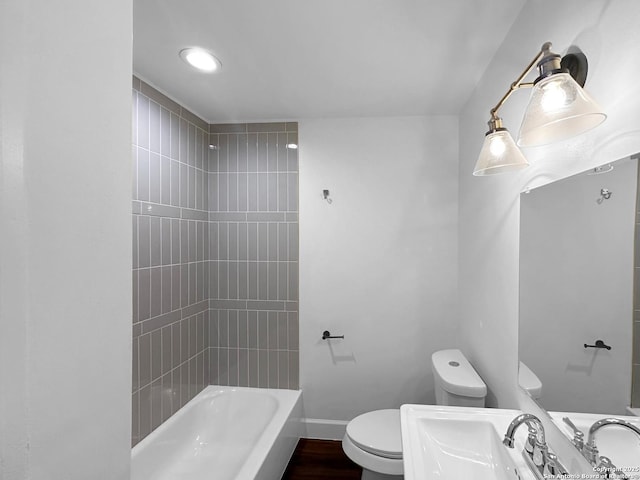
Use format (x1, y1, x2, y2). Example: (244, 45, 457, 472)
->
(281, 438, 362, 480)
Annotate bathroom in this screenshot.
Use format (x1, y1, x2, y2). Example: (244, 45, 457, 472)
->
(2, 0, 640, 479)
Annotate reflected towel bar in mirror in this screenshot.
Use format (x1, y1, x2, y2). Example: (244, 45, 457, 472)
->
(584, 340, 612, 350)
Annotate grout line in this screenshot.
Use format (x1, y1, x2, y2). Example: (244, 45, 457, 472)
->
(134, 343, 208, 394)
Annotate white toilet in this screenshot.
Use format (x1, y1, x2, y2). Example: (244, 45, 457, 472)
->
(519, 361, 542, 400)
(342, 349, 487, 480)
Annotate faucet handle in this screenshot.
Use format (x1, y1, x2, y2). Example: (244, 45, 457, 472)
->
(532, 439, 549, 473)
(543, 452, 568, 477)
(562, 417, 585, 450)
(524, 428, 537, 456)
(562, 416, 580, 433)
(596, 456, 629, 480)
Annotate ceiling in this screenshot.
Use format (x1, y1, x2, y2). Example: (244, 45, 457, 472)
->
(133, 0, 526, 123)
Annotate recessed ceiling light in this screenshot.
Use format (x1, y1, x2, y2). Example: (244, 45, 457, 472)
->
(286, 143, 298, 150)
(179, 47, 221, 73)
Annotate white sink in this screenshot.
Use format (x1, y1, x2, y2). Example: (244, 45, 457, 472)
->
(550, 411, 640, 470)
(401, 405, 538, 480)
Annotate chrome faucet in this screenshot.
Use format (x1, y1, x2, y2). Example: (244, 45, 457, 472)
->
(583, 417, 640, 466)
(503, 413, 546, 448)
(503, 413, 568, 477)
(503, 414, 547, 473)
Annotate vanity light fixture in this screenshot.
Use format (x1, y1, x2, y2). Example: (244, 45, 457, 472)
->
(473, 42, 606, 176)
(179, 47, 221, 73)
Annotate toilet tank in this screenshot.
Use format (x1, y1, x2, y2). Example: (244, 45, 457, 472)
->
(518, 361, 542, 400)
(432, 349, 487, 407)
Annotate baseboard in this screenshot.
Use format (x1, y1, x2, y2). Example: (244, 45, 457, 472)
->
(301, 418, 348, 441)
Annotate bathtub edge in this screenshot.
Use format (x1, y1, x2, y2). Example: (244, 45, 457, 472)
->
(255, 390, 304, 480)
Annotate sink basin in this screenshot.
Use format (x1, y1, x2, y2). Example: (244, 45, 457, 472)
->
(551, 412, 640, 469)
(413, 418, 519, 480)
(401, 405, 536, 480)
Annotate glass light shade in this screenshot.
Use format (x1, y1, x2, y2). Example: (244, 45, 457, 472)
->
(473, 129, 529, 176)
(517, 73, 606, 147)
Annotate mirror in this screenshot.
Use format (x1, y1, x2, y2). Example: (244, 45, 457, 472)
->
(518, 155, 638, 415)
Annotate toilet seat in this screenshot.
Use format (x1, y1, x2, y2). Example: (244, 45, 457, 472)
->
(342, 434, 404, 477)
(345, 409, 403, 459)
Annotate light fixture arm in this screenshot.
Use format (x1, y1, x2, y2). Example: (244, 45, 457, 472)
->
(474, 41, 605, 176)
(489, 42, 552, 120)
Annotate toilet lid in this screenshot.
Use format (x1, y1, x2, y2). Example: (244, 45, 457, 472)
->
(432, 349, 487, 398)
(346, 409, 403, 459)
(519, 361, 542, 398)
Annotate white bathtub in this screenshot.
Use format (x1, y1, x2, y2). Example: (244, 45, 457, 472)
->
(131, 386, 303, 480)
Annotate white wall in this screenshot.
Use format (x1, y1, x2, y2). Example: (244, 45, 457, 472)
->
(520, 158, 635, 414)
(0, 1, 132, 478)
(459, 0, 640, 411)
(458, 2, 640, 471)
(299, 116, 459, 435)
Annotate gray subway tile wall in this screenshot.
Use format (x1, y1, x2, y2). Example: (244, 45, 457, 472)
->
(208, 123, 299, 392)
(131, 77, 299, 447)
(132, 79, 211, 447)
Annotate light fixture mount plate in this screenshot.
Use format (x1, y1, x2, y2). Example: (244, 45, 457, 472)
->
(561, 50, 588, 87)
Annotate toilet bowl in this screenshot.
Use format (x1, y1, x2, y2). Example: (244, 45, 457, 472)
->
(342, 349, 487, 480)
(342, 409, 403, 480)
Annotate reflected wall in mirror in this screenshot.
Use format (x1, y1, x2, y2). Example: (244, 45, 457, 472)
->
(519, 155, 640, 415)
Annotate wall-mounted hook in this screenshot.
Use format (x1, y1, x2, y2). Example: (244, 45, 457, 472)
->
(597, 188, 612, 204)
(323, 189, 333, 204)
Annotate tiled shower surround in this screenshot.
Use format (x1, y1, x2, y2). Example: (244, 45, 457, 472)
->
(208, 124, 299, 389)
(131, 77, 299, 446)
